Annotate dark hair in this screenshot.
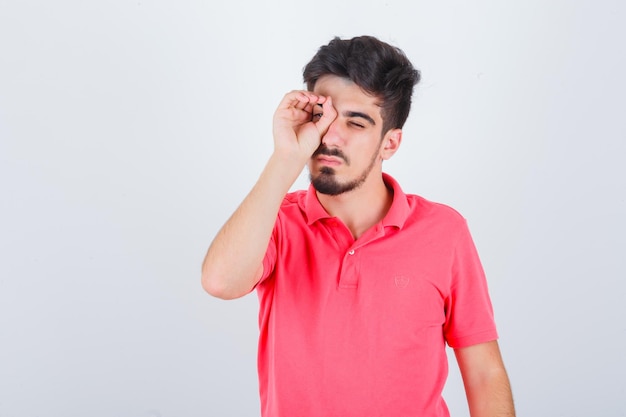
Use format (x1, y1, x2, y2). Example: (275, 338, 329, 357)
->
(303, 36, 420, 134)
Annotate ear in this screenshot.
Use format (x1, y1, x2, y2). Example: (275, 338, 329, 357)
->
(380, 128, 402, 160)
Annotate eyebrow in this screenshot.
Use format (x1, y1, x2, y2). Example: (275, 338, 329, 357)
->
(343, 111, 376, 126)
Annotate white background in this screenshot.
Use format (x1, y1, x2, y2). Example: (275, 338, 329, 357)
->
(1, 1, 625, 416)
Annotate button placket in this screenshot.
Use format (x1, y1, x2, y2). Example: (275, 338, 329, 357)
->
(339, 247, 360, 289)
(337, 224, 385, 289)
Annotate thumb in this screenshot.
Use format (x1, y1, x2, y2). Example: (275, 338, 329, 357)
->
(315, 97, 337, 136)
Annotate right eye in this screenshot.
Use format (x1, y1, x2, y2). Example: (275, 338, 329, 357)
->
(312, 113, 323, 121)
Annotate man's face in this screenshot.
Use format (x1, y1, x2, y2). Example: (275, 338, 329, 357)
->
(308, 75, 387, 196)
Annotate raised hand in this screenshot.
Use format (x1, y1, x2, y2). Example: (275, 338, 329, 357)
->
(272, 91, 337, 163)
(202, 91, 337, 300)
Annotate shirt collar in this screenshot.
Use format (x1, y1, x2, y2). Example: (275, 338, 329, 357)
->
(380, 173, 411, 229)
(302, 173, 411, 229)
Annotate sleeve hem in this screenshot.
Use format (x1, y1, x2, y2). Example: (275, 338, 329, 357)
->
(446, 329, 499, 349)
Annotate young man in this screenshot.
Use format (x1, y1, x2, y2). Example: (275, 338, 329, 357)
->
(202, 36, 515, 417)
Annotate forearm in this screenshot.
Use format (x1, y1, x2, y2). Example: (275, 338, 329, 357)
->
(201, 152, 306, 299)
(202, 90, 334, 299)
(464, 366, 515, 417)
(455, 341, 515, 417)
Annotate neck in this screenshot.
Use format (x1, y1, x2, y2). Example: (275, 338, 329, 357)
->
(316, 173, 392, 239)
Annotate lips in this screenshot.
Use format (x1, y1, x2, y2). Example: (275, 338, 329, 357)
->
(317, 155, 343, 166)
(312, 145, 349, 165)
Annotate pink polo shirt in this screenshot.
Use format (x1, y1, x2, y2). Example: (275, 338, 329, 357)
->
(256, 174, 498, 417)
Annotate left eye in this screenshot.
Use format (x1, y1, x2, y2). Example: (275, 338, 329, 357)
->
(349, 122, 364, 128)
(312, 113, 323, 121)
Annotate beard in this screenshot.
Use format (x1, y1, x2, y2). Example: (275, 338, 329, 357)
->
(310, 166, 367, 196)
(309, 145, 380, 196)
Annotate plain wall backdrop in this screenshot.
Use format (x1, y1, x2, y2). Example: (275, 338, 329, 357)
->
(1, 0, 625, 416)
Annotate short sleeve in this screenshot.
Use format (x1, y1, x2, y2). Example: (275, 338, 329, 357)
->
(443, 220, 499, 348)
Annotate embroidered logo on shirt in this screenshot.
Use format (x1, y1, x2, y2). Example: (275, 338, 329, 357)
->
(394, 276, 410, 288)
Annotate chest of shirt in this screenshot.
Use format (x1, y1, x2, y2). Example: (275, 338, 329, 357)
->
(267, 219, 458, 329)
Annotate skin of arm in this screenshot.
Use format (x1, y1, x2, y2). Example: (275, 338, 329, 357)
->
(454, 340, 516, 417)
(201, 91, 337, 300)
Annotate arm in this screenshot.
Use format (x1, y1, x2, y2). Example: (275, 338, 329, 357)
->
(201, 91, 336, 300)
(454, 340, 515, 417)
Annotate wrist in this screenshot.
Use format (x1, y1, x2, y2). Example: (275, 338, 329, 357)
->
(263, 151, 309, 190)
(270, 149, 310, 172)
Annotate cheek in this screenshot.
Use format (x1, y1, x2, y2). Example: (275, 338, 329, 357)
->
(374, 138, 388, 158)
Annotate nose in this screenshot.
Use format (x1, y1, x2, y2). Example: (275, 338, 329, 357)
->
(321, 120, 343, 148)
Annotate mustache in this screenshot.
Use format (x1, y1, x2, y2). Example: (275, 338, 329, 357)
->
(312, 145, 349, 164)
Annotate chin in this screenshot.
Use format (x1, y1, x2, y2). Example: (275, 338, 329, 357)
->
(310, 171, 363, 196)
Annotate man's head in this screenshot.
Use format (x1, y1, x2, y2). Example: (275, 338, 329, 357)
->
(303, 36, 420, 136)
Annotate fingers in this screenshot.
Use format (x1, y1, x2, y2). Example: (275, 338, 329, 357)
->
(272, 90, 337, 158)
(278, 90, 327, 112)
(274, 91, 331, 131)
(314, 96, 337, 135)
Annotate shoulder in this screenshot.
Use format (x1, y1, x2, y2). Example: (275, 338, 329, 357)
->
(384, 174, 466, 230)
(395, 193, 474, 247)
(406, 193, 467, 225)
(281, 189, 307, 210)
(274, 189, 310, 226)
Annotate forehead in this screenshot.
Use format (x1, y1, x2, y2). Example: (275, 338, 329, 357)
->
(312, 75, 381, 116)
